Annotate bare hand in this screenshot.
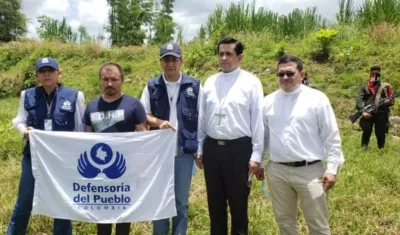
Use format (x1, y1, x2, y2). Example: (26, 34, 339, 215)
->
(195, 154, 203, 170)
(248, 160, 260, 175)
(159, 121, 176, 131)
(361, 112, 372, 119)
(322, 173, 336, 192)
(23, 127, 33, 140)
(255, 168, 265, 181)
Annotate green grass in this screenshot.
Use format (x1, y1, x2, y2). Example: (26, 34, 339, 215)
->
(1, 21, 400, 234)
(0, 123, 399, 234)
(0, 92, 399, 234)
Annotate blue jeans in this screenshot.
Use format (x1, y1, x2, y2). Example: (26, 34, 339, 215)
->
(153, 154, 194, 235)
(7, 155, 72, 235)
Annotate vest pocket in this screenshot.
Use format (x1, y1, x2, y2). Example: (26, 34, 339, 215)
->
(27, 117, 38, 126)
(182, 129, 197, 153)
(181, 108, 197, 122)
(54, 116, 71, 126)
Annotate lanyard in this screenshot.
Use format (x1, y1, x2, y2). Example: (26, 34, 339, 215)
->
(43, 86, 58, 118)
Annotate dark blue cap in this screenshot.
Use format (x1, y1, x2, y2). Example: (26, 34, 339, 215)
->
(160, 42, 182, 59)
(35, 57, 59, 71)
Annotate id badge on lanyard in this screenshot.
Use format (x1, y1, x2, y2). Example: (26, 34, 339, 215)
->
(44, 119, 52, 131)
(44, 88, 57, 131)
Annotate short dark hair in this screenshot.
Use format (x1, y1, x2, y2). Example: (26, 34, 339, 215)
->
(99, 62, 124, 80)
(277, 55, 303, 71)
(216, 37, 244, 55)
(370, 65, 381, 72)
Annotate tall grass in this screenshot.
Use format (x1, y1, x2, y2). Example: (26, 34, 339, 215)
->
(336, 0, 355, 25)
(200, 0, 400, 41)
(357, 0, 400, 27)
(199, 1, 325, 41)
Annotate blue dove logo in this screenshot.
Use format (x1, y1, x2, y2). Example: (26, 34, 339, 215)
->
(77, 143, 126, 179)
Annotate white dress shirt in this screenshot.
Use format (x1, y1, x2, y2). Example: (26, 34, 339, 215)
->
(197, 67, 264, 163)
(12, 89, 85, 134)
(263, 85, 345, 174)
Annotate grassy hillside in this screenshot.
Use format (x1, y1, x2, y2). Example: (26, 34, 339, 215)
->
(0, 23, 399, 234)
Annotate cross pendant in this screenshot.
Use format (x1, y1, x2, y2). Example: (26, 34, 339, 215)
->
(215, 111, 226, 125)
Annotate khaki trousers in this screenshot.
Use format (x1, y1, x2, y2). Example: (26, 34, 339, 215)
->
(266, 161, 330, 235)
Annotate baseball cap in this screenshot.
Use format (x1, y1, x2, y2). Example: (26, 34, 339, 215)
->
(160, 42, 182, 59)
(370, 65, 381, 72)
(35, 57, 59, 71)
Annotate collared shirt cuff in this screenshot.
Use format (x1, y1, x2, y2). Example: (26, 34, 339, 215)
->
(197, 146, 203, 155)
(17, 124, 27, 135)
(326, 162, 338, 175)
(250, 152, 261, 163)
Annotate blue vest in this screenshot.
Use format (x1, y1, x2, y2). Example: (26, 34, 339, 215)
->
(23, 84, 78, 155)
(147, 73, 200, 155)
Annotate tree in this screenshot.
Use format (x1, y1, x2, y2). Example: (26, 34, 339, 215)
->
(151, 0, 176, 44)
(78, 26, 90, 43)
(176, 25, 183, 44)
(36, 16, 90, 43)
(106, 0, 153, 46)
(0, 0, 27, 42)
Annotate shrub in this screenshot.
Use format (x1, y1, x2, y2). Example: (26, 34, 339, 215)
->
(311, 28, 338, 63)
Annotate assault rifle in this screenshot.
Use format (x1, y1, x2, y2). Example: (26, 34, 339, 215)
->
(348, 92, 400, 124)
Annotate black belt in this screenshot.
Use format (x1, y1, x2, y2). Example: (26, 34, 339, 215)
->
(277, 160, 321, 167)
(206, 136, 251, 146)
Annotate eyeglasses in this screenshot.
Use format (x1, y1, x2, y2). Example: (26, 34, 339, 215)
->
(276, 71, 296, 77)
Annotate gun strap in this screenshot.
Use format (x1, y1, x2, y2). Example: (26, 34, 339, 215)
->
(375, 82, 391, 110)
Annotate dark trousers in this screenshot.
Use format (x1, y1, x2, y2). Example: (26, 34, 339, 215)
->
(359, 111, 389, 149)
(203, 136, 252, 235)
(97, 223, 131, 235)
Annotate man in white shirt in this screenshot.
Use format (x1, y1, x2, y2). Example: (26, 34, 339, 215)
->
(263, 55, 344, 235)
(195, 37, 264, 235)
(141, 42, 202, 235)
(8, 57, 85, 235)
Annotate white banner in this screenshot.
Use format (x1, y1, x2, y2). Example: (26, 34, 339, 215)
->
(29, 129, 177, 223)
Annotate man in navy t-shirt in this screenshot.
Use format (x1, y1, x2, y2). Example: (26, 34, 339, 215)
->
(82, 62, 147, 235)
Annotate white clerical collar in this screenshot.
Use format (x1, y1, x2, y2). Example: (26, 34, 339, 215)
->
(163, 72, 182, 85)
(279, 84, 303, 96)
(220, 67, 241, 79)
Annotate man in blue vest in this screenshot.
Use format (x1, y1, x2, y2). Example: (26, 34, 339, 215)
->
(9, 57, 85, 235)
(140, 42, 202, 235)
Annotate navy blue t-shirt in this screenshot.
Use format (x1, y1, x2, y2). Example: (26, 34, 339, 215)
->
(83, 94, 147, 133)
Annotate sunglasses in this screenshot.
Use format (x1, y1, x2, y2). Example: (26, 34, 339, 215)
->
(276, 71, 296, 77)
